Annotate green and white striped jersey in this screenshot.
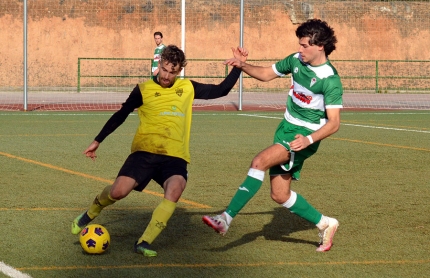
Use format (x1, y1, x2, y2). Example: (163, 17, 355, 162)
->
(152, 44, 166, 72)
(274, 53, 343, 131)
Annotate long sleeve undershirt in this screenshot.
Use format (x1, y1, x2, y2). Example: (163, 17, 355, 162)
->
(94, 67, 242, 143)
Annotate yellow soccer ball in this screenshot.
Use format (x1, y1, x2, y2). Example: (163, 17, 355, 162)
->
(79, 224, 110, 254)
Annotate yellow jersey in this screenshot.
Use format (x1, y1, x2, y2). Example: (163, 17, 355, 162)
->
(131, 78, 194, 163)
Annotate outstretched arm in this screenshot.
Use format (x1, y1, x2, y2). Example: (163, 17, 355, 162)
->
(193, 47, 248, 100)
(224, 51, 278, 82)
(83, 85, 142, 160)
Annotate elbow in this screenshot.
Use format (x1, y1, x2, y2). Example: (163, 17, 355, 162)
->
(326, 120, 340, 135)
(333, 126, 340, 134)
(221, 90, 230, 97)
(332, 122, 341, 134)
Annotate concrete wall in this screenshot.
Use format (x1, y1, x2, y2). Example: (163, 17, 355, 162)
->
(0, 0, 429, 87)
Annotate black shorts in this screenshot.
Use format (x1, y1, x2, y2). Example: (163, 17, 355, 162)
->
(117, 151, 188, 192)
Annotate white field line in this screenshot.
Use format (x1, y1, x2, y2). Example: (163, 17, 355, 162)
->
(236, 113, 430, 133)
(341, 123, 430, 133)
(0, 112, 428, 133)
(0, 262, 32, 278)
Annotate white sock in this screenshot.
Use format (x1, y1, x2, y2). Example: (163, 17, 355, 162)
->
(316, 215, 329, 230)
(223, 211, 233, 225)
(282, 191, 297, 209)
(248, 168, 265, 181)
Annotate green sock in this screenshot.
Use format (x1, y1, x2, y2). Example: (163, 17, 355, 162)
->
(288, 193, 322, 224)
(226, 169, 264, 218)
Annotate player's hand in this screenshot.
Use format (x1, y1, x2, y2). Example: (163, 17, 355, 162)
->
(83, 140, 100, 161)
(232, 46, 248, 62)
(224, 46, 248, 68)
(224, 57, 242, 68)
(289, 134, 312, 152)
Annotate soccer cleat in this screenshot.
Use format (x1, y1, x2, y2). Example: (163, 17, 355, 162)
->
(202, 213, 230, 236)
(71, 211, 93, 235)
(134, 241, 157, 257)
(316, 217, 339, 252)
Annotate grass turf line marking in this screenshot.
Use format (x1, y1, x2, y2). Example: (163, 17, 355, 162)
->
(0, 205, 198, 211)
(0, 151, 210, 209)
(237, 113, 430, 133)
(342, 123, 430, 133)
(16, 259, 430, 271)
(0, 262, 32, 278)
(330, 137, 430, 152)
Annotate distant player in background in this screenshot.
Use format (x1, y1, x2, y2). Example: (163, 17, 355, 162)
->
(202, 19, 343, 252)
(152, 31, 165, 76)
(71, 45, 248, 257)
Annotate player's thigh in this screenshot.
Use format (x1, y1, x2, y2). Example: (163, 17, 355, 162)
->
(252, 144, 291, 170)
(163, 175, 187, 202)
(153, 156, 188, 202)
(110, 176, 138, 199)
(117, 151, 158, 192)
(270, 174, 293, 204)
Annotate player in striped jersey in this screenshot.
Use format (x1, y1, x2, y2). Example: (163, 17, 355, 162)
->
(203, 19, 342, 252)
(152, 31, 166, 76)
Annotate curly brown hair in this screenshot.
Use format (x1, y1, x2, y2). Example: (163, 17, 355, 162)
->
(295, 19, 338, 56)
(160, 45, 188, 69)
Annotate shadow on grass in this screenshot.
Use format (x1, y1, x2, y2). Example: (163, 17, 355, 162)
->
(207, 207, 318, 252)
(70, 206, 317, 255)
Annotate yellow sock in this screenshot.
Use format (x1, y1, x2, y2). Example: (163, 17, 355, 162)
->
(138, 198, 176, 244)
(87, 185, 117, 219)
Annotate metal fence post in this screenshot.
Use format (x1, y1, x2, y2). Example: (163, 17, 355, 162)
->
(375, 60, 379, 93)
(77, 58, 81, 93)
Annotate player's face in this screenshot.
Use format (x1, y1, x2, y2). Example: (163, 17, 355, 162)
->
(157, 60, 182, 88)
(154, 35, 163, 46)
(298, 37, 325, 66)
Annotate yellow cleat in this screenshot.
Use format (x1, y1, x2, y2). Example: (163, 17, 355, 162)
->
(71, 211, 92, 235)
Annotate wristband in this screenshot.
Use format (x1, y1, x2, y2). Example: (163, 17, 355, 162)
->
(306, 135, 314, 144)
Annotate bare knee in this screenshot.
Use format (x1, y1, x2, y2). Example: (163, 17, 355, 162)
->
(271, 191, 291, 204)
(270, 175, 292, 204)
(164, 175, 187, 202)
(250, 156, 267, 170)
(109, 176, 136, 200)
(109, 187, 128, 200)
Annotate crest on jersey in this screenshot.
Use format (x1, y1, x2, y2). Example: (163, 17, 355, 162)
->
(176, 88, 183, 96)
(310, 77, 317, 87)
(294, 67, 299, 73)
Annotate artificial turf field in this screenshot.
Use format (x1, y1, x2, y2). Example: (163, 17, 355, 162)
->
(0, 110, 429, 278)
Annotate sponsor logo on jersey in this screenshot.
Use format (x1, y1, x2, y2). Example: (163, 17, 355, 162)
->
(310, 77, 317, 87)
(155, 92, 161, 97)
(159, 105, 184, 117)
(175, 88, 183, 96)
(159, 111, 185, 117)
(293, 90, 312, 104)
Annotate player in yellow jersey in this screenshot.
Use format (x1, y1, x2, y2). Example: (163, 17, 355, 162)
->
(71, 45, 248, 257)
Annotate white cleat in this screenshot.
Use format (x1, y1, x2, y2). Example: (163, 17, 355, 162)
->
(202, 213, 230, 236)
(316, 217, 339, 252)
